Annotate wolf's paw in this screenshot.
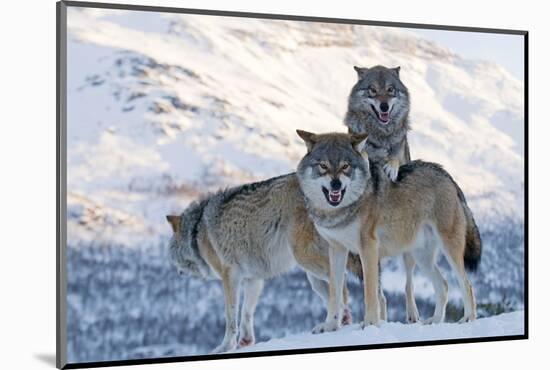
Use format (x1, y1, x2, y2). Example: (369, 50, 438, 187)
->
(312, 319, 340, 334)
(211, 340, 237, 354)
(360, 319, 381, 329)
(342, 308, 353, 326)
(407, 313, 420, 324)
(406, 309, 420, 324)
(361, 313, 381, 328)
(383, 160, 399, 182)
(458, 314, 476, 324)
(422, 315, 444, 325)
(237, 335, 255, 348)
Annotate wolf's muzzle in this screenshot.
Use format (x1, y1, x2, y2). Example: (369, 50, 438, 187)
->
(322, 185, 346, 207)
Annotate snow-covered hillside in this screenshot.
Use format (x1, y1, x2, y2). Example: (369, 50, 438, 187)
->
(236, 311, 524, 353)
(66, 7, 524, 246)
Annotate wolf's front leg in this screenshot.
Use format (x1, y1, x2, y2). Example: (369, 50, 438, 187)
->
(382, 158, 400, 182)
(312, 245, 348, 334)
(238, 279, 264, 348)
(360, 235, 380, 327)
(212, 268, 241, 354)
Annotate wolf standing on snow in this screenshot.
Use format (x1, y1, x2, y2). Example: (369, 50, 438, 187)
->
(344, 65, 419, 322)
(166, 175, 361, 353)
(296, 131, 482, 330)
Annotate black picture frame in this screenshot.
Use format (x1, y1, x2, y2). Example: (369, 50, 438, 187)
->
(56, 1, 529, 368)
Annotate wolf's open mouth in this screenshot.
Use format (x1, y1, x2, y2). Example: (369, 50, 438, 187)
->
(322, 186, 346, 207)
(370, 104, 391, 124)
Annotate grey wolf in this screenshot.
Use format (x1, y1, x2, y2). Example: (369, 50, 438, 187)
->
(296, 131, 481, 331)
(345, 65, 410, 181)
(166, 174, 361, 353)
(345, 65, 418, 322)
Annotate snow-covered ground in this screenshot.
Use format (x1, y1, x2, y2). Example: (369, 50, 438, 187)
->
(237, 311, 525, 353)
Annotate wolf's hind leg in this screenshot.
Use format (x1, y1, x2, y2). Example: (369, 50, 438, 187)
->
(403, 253, 420, 323)
(307, 273, 329, 304)
(307, 273, 352, 325)
(342, 280, 353, 325)
(238, 278, 264, 348)
(212, 267, 241, 354)
(413, 247, 448, 325)
(378, 261, 387, 321)
(378, 283, 387, 322)
(440, 235, 477, 323)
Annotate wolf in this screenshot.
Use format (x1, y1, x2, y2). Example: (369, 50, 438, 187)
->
(296, 131, 481, 331)
(345, 65, 418, 322)
(345, 65, 411, 180)
(166, 174, 361, 353)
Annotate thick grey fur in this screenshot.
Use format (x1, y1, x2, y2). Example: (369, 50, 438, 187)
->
(344, 65, 411, 164)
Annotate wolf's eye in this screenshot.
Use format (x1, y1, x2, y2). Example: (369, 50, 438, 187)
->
(342, 163, 350, 171)
(319, 163, 328, 171)
(387, 86, 395, 94)
(368, 86, 377, 96)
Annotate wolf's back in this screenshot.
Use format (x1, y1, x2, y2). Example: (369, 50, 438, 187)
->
(397, 160, 482, 271)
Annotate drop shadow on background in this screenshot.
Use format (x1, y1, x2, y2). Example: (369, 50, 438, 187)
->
(34, 353, 56, 367)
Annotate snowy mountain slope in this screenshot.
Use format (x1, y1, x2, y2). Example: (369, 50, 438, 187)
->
(66, 8, 524, 247)
(235, 311, 524, 353)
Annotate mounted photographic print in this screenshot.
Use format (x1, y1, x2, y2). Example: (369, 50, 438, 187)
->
(56, 1, 528, 368)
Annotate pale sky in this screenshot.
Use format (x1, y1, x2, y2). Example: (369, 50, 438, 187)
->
(407, 28, 525, 82)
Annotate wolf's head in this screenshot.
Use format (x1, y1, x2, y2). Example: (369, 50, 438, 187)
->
(348, 65, 409, 130)
(296, 130, 370, 210)
(165, 199, 213, 279)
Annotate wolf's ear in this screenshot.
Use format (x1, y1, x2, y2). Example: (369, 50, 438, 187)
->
(350, 133, 369, 154)
(354, 66, 369, 80)
(296, 129, 318, 153)
(392, 66, 401, 76)
(166, 215, 182, 233)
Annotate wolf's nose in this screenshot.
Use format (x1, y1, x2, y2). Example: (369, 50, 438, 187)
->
(330, 178, 342, 191)
(380, 102, 389, 112)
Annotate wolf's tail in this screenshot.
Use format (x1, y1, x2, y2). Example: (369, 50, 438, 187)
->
(454, 184, 482, 272)
(462, 201, 482, 272)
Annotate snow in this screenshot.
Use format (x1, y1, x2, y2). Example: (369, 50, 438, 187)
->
(236, 311, 525, 353)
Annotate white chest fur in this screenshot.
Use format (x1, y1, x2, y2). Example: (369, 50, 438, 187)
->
(315, 218, 362, 253)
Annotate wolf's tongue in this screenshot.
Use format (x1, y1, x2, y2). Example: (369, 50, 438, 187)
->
(329, 191, 341, 202)
(379, 112, 390, 123)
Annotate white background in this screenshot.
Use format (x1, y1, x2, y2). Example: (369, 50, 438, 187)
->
(0, 0, 542, 369)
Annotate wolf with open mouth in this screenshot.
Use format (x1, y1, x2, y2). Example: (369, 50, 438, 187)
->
(296, 131, 481, 331)
(345, 65, 411, 182)
(344, 65, 421, 323)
